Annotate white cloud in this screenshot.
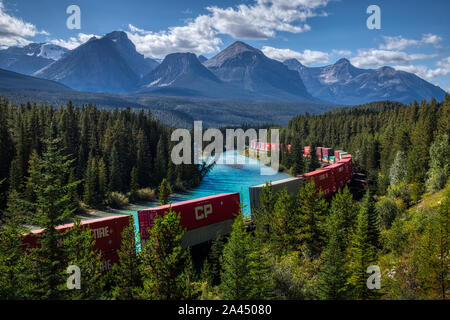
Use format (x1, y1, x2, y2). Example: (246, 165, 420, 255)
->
(332, 49, 352, 57)
(0, 1, 48, 48)
(380, 34, 442, 50)
(261, 46, 329, 65)
(350, 49, 437, 69)
(50, 33, 99, 50)
(422, 33, 443, 47)
(126, 0, 331, 58)
(126, 16, 222, 59)
(393, 57, 450, 82)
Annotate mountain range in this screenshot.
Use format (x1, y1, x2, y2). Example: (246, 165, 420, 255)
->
(0, 30, 446, 105)
(284, 58, 446, 105)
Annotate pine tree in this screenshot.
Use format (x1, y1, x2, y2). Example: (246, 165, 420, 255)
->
(24, 138, 81, 300)
(158, 178, 172, 205)
(83, 154, 99, 207)
(0, 101, 14, 209)
(97, 158, 108, 203)
(253, 183, 276, 241)
(347, 203, 378, 300)
(360, 190, 380, 249)
(290, 136, 304, 175)
(130, 167, 139, 201)
(109, 146, 122, 192)
(154, 135, 167, 183)
(296, 181, 328, 258)
(24, 150, 41, 204)
(208, 235, 225, 285)
(141, 208, 191, 300)
(220, 213, 253, 300)
(8, 159, 23, 193)
(136, 129, 152, 187)
(248, 237, 274, 299)
(329, 186, 356, 250)
(317, 211, 349, 300)
(64, 218, 104, 300)
(269, 188, 295, 254)
(0, 205, 31, 299)
(111, 223, 142, 300)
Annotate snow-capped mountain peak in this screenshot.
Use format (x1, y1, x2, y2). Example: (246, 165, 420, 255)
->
(37, 44, 69, 61)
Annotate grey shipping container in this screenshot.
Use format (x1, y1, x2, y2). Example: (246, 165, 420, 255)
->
(249, 177, 304, 218)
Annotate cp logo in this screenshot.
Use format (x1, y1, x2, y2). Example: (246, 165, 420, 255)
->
(195, 204, 213, 221)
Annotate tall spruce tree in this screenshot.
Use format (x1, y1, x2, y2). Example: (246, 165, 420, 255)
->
(25, 138, 80, 300)
(317, 211, 349, 300)
(290, 136, 304, 176)
(158, 178, 172, 205)
(64, 218, 104, 300)
(253, 183, 276, 241)
(109, 146, 122, 192)
(347, 203, 378, 300)
(329, 186, 356, 250)
(220, 213, 253, 300)
(141, 208, 191, 300)
(111, 223, 142, 300)
(296, 181, 328, 258)
(360, 190, 380, 249)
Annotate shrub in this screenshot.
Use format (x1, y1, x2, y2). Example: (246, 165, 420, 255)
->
(108, 192, 129, 209)
(376, 196, 403, 230)
(387, 182, 410, 205)
(135, 188, 156, 202)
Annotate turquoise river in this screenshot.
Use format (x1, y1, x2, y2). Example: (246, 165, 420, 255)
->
(115, 150, 291, 233)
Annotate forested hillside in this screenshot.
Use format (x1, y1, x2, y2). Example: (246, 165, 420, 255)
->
(0, 98, 211, 212)
(281, 96, 450, 197)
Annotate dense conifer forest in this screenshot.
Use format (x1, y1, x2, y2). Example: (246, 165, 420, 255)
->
(0, 96, 448, 300)
(0, 98, 211, 213)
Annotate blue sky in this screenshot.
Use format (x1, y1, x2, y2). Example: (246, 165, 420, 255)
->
(1, 0, 449, 91)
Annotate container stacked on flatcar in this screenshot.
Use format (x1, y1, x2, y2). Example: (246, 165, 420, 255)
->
(326, 162, 347, 189)
(249, 140, 291, 153)
(22, 215, 131, 272)
(302, 167, 336, 196)
(316, 147, 323, 161)
(322, 148, 334, 163)
(138, 193, 240, 248)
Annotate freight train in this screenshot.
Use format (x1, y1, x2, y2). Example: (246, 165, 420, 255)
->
(249, 146, 353, 214)
(21, 146, 352, 273)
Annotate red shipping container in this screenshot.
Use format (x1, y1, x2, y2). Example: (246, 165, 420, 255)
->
(334, 150, 345, 159)
(304, 168, 335, 196)
(338, 158, 352, 183)
(327, 162, 346, 189)
(138, 193, 240, 240)
(22, 215, 131, 253)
